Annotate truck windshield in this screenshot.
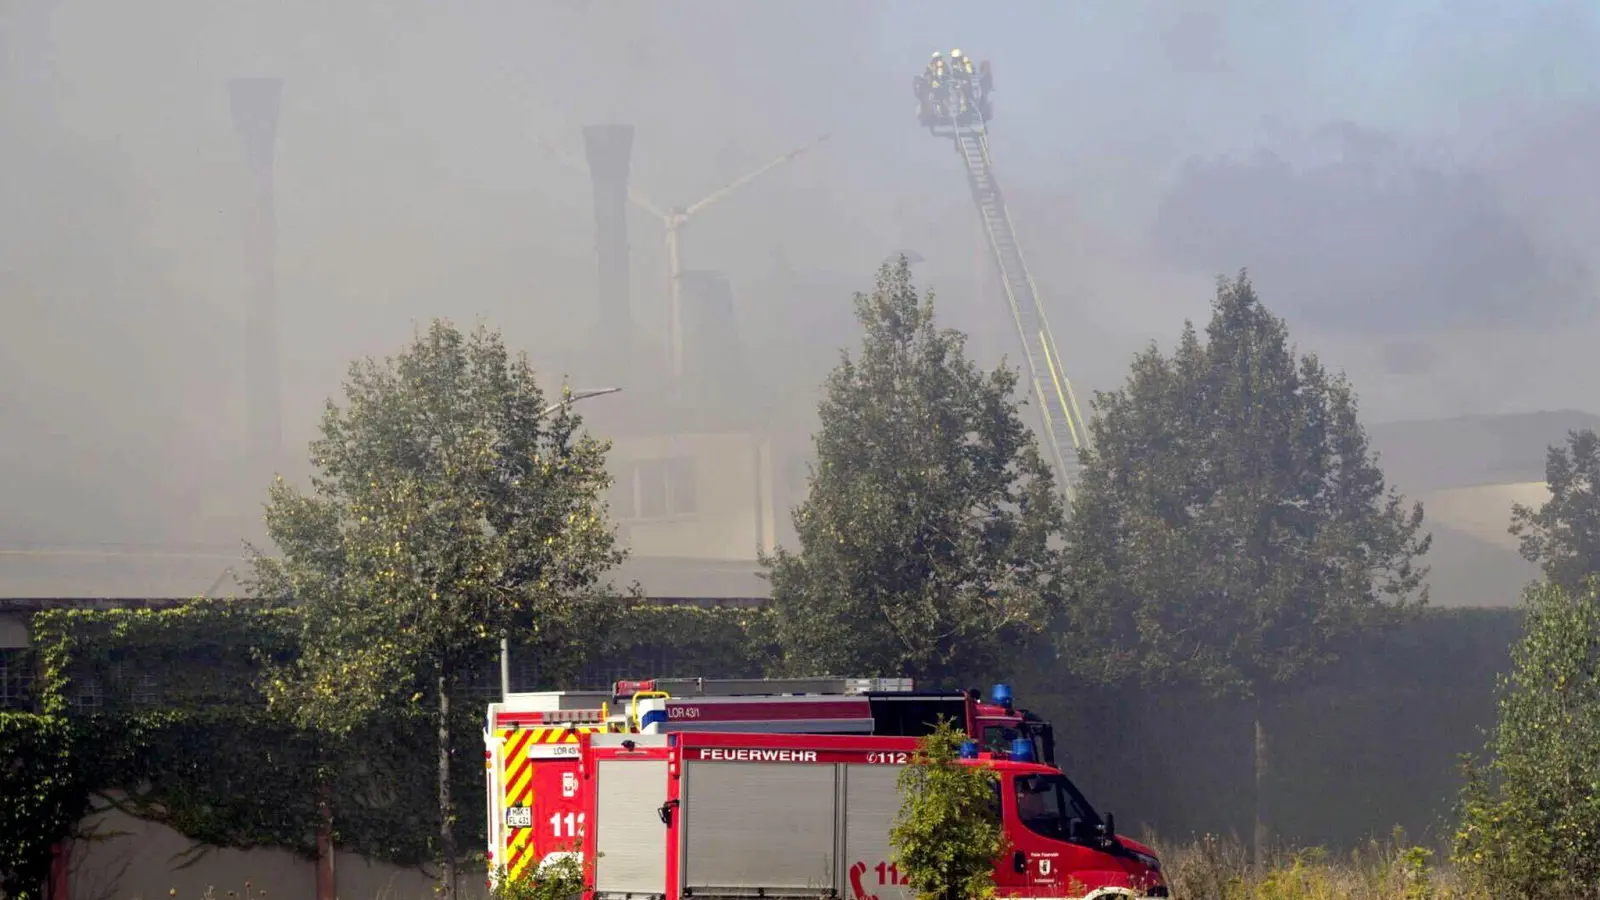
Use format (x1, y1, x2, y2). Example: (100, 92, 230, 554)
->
(1012, 773, 1102, 842)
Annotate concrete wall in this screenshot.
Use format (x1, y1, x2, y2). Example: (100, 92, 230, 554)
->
(68, 808, 486, 900)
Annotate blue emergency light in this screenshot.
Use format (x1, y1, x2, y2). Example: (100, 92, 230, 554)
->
(959, 740, 979, 759)
(991, 683, 1013, 710)
(1010, 737, 1035, 763)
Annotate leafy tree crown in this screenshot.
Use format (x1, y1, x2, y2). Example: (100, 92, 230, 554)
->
(1062, 272, 1430, 695)
(1510, 428, 1600, 593)
(764, 257, 1066, 683)
(249, 319, 626, 730)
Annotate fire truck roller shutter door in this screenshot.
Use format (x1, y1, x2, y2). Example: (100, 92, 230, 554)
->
(682, 760, 838, 893)
(593, 758, 669, 897)
(843, 764, 916, 900)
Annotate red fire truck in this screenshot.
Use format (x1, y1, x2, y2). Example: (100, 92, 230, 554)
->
(484, 677, 1059, 887)
(579, 731, 1166, 900)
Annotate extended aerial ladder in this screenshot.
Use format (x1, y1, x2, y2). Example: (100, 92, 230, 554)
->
(945, 110, 1090, 499)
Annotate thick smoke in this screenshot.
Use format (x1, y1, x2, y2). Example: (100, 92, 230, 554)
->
(1150, 122, 1594, 335)
(3, 0, 1600, 573)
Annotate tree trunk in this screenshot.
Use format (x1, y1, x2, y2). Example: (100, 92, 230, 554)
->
(439, 674, 457, 900)
(1252, 695, 1269, 873)
(316, 779, 336, 900)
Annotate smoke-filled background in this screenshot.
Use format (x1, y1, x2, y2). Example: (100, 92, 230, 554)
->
(3, 0, 1598, 569)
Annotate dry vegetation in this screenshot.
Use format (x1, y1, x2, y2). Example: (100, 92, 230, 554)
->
(1152, 831, 1485, 900)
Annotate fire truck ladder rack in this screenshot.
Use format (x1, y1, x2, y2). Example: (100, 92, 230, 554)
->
(951, 118, 1090, 500)
(615, 676, 915, 698)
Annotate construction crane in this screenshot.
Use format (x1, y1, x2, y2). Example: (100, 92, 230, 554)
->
(923, 70, 1090, 500)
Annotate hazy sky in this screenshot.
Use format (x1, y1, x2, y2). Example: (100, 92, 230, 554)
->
(2, 0, 1598, 549)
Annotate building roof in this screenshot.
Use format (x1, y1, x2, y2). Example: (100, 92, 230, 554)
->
(0, 543, 770, 603)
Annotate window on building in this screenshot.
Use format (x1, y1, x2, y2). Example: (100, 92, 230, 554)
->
(132, 667, 160, 707)
(0, 648, 34, 712)
(612, 457, 698, 521)
(664, 457, 697, 516)
(73, 671, 104, 713)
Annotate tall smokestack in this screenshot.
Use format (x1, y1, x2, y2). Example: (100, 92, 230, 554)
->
(228, 78, 283, 478)
(583, 124, 635, 370)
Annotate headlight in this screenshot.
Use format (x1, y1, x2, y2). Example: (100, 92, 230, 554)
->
(1130, 850, 1161, 872)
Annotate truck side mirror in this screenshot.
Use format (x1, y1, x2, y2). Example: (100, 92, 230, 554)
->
(1012, 850, 1027, 874)
(1103, 812, 1115, 840)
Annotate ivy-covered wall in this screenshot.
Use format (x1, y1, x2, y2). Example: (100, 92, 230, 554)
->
(7, 597, 776, 886)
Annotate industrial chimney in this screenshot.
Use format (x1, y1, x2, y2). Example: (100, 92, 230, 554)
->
(228, 77, 283, 479)
(582, 124, 635, 372)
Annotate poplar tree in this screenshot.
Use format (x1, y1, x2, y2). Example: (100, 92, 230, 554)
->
(764, 257, 1066, 684)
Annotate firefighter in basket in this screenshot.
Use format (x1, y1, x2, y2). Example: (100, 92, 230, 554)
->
(951, 49, 995, 124)
(915, 50, 992, 129)
(915, 51, 948, 129)
(947, 49, 976, 121)
(950, 48, 975, 80)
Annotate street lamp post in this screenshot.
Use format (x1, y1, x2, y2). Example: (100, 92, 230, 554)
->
(499, 385, 622, 698)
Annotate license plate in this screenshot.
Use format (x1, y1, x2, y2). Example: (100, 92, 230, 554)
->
(506, 806, 532, 829)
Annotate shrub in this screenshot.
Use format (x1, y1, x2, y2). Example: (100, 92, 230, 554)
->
(1453, 581, 1600, 898)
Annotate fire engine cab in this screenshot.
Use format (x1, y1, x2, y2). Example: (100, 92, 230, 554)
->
(580, 731, 1167, 899)
(483, 677, 1059, 887)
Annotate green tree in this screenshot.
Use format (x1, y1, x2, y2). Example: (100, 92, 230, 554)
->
(763, 258, 1067, 684)
(1510, 428, 1600, 592)
(1061, 273, 1430, 864)
(249, 321, 626, 899)
(891, 718, 1008, 900)
(0, 714, 87, 900)
(1454, 579, 1600, 898)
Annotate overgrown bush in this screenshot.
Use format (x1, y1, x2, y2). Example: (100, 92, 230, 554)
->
(890, 718, 1008, 900)
(1453, 580, 1600, 898)
(488, 852, 589, 900)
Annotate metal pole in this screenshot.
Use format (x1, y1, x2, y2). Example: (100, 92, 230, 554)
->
(500, 635, 512, 697)
(499, 386, 623, 698)
(667, 223, 684, 395)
